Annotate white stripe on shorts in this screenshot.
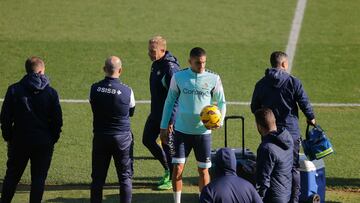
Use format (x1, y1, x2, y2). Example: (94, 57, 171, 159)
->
(198, 161, 212, 169)
(172, 157, 186, 164)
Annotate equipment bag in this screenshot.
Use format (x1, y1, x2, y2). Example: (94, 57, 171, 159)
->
(302, 124, 334, 161)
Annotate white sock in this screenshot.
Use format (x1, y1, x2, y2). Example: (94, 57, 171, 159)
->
(173, 191, 181, 203)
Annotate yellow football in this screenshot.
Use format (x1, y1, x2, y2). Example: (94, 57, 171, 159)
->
(200, 105, 221, 129)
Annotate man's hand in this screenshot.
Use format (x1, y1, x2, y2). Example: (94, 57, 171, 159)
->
(168, 124, 174, 135)
(205, 124, 221, 130)
(211, 126, 221, 130)
(307, 119, 316, 126)
(160, 128, 169, 144)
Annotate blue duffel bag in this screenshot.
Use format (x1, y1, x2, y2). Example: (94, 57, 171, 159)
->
(302, 124, 334, 161)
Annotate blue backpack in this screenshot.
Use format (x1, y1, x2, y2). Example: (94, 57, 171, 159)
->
(302, 124, 334, 161)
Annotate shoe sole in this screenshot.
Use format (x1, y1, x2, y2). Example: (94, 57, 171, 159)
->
(157, 186, 173, 190)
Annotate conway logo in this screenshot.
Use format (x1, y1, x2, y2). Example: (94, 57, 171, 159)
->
(183, 88, 210, 96)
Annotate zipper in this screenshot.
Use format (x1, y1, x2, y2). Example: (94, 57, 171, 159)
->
(194, 70, 197, 102)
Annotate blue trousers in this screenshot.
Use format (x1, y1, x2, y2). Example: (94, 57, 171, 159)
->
(91, 133, 133, 203)
(290, 137, 301, 203)
(142, 116, 173, 177)
(1, 142, 53, 203)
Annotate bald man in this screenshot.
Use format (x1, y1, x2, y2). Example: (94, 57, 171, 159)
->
(89, 56, 135, 203)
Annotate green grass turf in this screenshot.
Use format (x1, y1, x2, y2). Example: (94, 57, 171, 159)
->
(1, 0, 360, 201)
(0, 105, 359, 186)
(0, 0, 297, 101)
(292, 0, 360, 103)
(5, 187, 360, 203)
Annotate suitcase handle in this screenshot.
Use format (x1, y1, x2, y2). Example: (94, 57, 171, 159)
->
(224, 115, 245, 158)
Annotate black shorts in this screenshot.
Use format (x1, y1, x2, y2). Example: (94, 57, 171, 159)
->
(172, 130, 212, 168)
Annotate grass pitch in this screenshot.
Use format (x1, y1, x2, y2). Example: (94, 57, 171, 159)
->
(0, 0, 359, 202)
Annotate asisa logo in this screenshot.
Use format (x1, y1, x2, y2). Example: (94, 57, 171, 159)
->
(97, 87, 121, 95)
(183, 88, 210, 96)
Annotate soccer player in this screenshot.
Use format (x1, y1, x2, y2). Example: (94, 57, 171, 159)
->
(143, 36, 180, 190)
(160, 47, 226, 203)
(255, 108, 293, 203)
(200, 148, 262, 203)
(0, 57, 63, 203)
(90, 56, 135, 203)
(251, 51, 316, 203)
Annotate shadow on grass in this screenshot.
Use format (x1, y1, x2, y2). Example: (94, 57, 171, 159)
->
(0, 176, 198, 202)
(133, 176, 198, 185)
(45, 192, 199, 203)
(326, 177, 360, 189)
(0, 182, 153, 191)
(133, 156, 156, 160)
(0, 176, 198, 191)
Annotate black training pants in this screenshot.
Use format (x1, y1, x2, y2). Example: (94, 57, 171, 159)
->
(1, 142, 53, 203)
(91, 134, 133, 203)
(142, 116, 173, 176)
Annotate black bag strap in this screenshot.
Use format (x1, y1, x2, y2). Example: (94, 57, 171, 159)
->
(306, 124, 310, 140)
(306, 123, 323, 140)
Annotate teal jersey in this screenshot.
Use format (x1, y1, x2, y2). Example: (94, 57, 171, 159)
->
(160, 68, 226, 135)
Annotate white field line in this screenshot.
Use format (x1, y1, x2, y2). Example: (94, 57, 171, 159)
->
(0, 98, 359, 107)
(286, 0, 307, 73)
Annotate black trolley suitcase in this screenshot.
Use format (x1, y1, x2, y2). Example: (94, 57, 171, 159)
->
(210, 115, 257, 185)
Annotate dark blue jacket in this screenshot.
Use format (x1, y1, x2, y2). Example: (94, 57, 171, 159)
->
(251, 68, 315, 138)
(90, 77, 135, 139)
(0, 73, 63, 144)
(149, 51, 179, 123)
(256, 129, 293, 203)
(200, 148, 263, 203)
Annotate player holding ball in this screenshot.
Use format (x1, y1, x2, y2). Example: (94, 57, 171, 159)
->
(160, 47, 226, 203)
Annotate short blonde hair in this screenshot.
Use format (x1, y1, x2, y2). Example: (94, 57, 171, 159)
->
(149, 35, 167, 50)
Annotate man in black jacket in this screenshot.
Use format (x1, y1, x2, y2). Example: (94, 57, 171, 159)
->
(143, 36, 180, 190)
(251, 51, 316, 203)
(90, 56, 135, 203)
(0, 56, 63, 203)
(200, 148, 262, 203)
(255, 108, 293, 203)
